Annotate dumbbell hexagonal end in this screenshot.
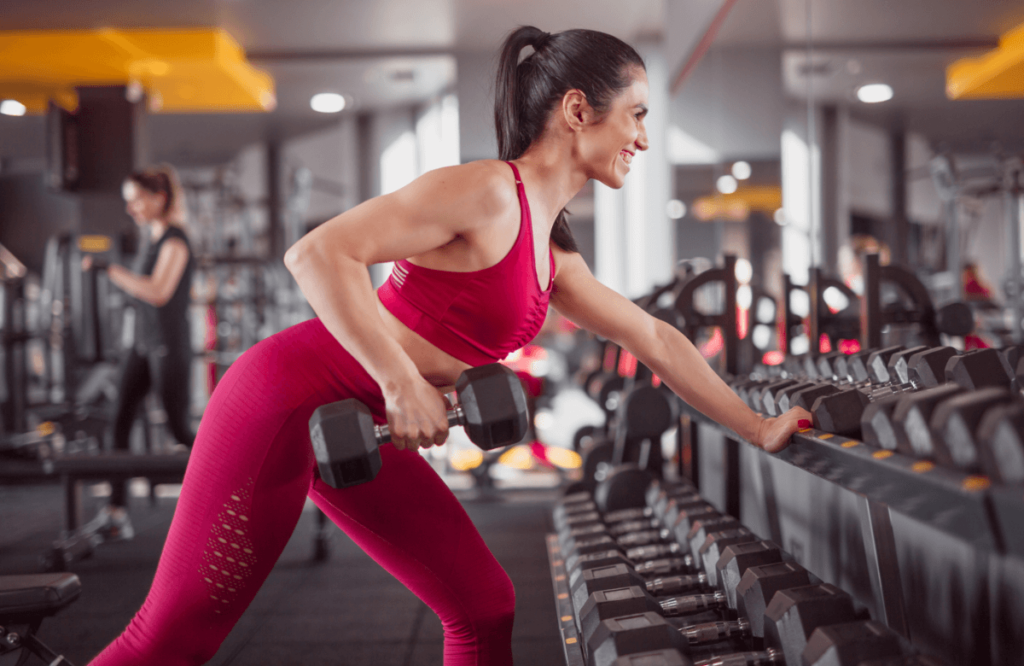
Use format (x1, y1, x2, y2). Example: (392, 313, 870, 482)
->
(309, 399, 382, 488)
(867, 346, 904, 384)
(589, 612, 688, 666)
(907, 346, 956, 388)
(763, 583, 857, 666)
(945, 348, 1008, 391)
(803, 620, 906, 666)
(812, 389, 869, 437)
(455, 364, 529, 449)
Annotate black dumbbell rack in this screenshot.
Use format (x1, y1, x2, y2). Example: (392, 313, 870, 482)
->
(545, 534, 588, 666)
(683, 408, 1021, 554)
(545, 481, 935, 666)
(678, 402, 1024, 646)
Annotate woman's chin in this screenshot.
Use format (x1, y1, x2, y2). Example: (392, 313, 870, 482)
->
(595, 171, 627, 190)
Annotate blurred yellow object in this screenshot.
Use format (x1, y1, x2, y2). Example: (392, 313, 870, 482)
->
(544, 447, 582, 470)
(36, 422, 55, 437)
(0, 28, 275, 114)
(693, 186, 782, 222)
(498, 445, 534, 471)
(449, 449, 484, 472)
(947, 22, 1024, 99)
(78, 235, 112, 253)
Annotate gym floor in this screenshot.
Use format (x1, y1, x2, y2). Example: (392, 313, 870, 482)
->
(0, 482, 565, 665)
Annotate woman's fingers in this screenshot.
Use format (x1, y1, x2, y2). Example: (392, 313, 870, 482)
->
(760, 407, 814, 453)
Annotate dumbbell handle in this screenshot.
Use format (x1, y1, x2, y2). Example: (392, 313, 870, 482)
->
(658, 591, 725, 617)
(862, 380, 918, 400)
(695, 648, 783, 666)
(374, 405, 467, 444)
(680, 617, 750, 645)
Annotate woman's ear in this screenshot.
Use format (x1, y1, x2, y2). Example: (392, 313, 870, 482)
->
(561, 89, 592, 132)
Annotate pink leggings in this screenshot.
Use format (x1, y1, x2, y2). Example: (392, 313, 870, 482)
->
(88, 319, 515, 666)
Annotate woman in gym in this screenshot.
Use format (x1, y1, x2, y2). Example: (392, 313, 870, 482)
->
(84, 164, 196, 542)
(90, 27, 809, 665)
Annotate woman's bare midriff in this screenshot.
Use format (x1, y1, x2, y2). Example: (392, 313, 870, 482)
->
(376, 293, 470, 397)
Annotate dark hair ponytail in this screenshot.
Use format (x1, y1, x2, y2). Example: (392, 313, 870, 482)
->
(495, 26, 645, 254)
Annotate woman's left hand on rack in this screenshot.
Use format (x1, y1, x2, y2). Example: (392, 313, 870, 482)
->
(755, 407, 813, 453)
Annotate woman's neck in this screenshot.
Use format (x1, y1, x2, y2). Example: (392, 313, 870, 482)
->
(149, 220, 169, 240)
(513, 137, 590, 215)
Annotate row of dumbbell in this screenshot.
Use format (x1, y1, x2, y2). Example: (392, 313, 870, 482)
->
(552, 481, 939, 666)
(734, 345, 1024, 482)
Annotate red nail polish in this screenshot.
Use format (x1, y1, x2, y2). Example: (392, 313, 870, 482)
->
(798, 419, 811, 428)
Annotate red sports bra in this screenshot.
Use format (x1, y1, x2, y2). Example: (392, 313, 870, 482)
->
(377, 162, 554, 366)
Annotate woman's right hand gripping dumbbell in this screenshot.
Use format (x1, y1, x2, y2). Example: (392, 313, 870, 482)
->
(383, 375, 452, 451)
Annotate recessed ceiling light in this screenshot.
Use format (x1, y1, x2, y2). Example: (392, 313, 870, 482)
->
(731, 161, 751, 180)
(735, 258, 753, 285)
(389, 69, 416, 83)
(0, 100, 27, 117)
(717, 174, 738, 195)
(311, 93, 346, 113)
(856, 83, 893, 104)
(666, 199, 687, 219)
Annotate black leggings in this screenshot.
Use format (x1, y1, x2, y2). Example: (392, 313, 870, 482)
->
(111, 346, 195, 507)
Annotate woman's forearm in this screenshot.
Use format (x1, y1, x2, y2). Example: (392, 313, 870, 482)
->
(109, 265, 162, 306)
(285, 243, 419, 397)
(638, 320, 764, 443)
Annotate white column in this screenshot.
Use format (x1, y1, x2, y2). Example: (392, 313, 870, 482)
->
(636, 39, 674, 292)
(780, 103, 822, 286)
(595, 181, 626, 294)
(609, 39, 674, 299)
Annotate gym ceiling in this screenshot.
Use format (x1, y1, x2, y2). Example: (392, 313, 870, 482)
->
(1, 0, 1023, 167)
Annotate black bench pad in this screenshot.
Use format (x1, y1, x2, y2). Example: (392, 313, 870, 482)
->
(0, 573, 82, 619)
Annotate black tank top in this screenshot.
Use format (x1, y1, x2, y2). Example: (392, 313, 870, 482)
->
(132, 226, 194, 356)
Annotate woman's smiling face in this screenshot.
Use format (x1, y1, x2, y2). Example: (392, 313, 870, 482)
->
(577, 67, 650, 189)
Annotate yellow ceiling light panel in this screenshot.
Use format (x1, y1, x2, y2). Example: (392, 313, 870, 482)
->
(0, 28, 275, 114)
(693, 186, 782, 223)
(947, 22, 1024, 99)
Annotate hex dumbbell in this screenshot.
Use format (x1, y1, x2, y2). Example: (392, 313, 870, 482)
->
(309, 363, 528, 488)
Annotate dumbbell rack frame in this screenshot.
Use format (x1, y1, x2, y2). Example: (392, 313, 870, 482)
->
(545, 534, 587, 666)
(678, 406, 1022, 555)
(678, 403, 1024, 644)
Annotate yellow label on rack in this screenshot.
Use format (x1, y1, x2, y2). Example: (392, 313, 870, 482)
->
(561, 616, 573, 622)
(872, 450, 894, 459)
(557, 593, 568, 600)
(566, 638, 578, 645)
(818, 433, 834, 440)
(841, 441, 859, 448)
(912, 461, 935, 473)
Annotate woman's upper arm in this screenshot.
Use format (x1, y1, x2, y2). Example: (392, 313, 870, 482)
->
(286, 162, 512, 266)
(149, 237, 190, 306)
(549, 249, 659, 352)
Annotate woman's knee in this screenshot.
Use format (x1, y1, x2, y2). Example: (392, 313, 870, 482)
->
(455, 568, 516, 636)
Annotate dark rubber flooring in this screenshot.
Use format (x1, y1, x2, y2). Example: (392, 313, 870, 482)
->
(0, 481, 565, 665)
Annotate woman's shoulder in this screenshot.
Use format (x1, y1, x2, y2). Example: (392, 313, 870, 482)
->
(414, 160, 519, 221)
(156, 226, 191, 256)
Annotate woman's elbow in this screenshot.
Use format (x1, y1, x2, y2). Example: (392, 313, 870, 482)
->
(283, 239, 306, 274)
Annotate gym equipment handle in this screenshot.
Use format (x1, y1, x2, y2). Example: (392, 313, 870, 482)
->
(374, 405, 467, 444)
